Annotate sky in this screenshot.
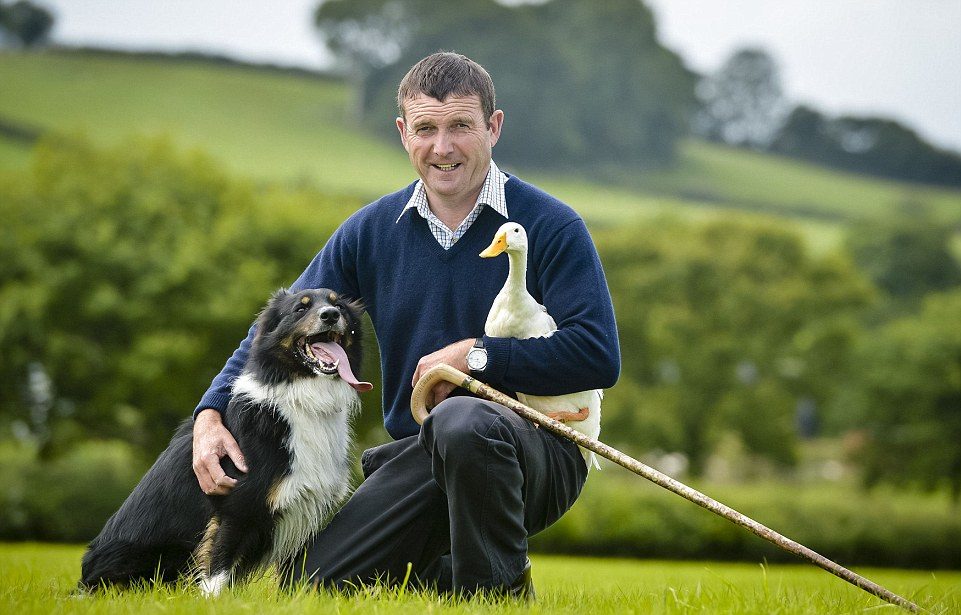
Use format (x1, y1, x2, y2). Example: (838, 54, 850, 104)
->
(34, 0, 961, 153)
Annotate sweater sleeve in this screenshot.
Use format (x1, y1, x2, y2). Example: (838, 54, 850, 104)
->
(192, 219, 361, 418)
(480, 217, 620, 396)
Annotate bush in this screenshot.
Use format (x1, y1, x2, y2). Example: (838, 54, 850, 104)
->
(0, 439, 147, 542)
(533, 471, 961, 569)
(0, 135, 390, 457)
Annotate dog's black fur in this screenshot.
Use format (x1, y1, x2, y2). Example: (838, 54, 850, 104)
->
(80, 288, 365, 591)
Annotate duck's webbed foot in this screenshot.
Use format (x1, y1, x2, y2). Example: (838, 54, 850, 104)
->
(545, 407, 590, 423)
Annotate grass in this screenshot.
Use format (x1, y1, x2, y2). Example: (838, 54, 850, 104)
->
(0, 50, 411, 197)
(1, 543, 958, 614)
(631, 141, 961, 224)
(2, 49, 960, 241)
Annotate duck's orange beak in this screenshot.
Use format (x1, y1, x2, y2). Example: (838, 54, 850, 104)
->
(479, 232, 507, 258)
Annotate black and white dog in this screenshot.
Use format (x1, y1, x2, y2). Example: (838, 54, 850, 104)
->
(80, 288, 371, 594)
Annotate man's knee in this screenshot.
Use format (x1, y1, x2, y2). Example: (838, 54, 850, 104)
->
(421, 397, 510, 453)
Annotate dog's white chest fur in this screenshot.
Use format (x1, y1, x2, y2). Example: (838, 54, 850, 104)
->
(231, 372, 358, 565)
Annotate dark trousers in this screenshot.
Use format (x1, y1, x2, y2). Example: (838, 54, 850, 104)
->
(286, 396, 588, 593)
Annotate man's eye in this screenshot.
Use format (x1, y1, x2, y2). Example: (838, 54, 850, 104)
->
(415, 126, 435, 135)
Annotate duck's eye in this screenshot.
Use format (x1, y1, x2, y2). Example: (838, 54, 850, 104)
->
(513, 228, 520, 233)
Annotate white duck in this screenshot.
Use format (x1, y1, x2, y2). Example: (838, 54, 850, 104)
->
(480, 222, 602, 468)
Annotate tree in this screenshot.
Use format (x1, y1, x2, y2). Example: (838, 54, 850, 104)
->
(695, 48, 787, 149)
(315, 0, 696, 168)
(314, 0, 412, 122)
(770, 106, 961, 187)
(846, 212, 961, 308)
(0, 1, 54, 48)
(598, 218, 872, 474)
(0, 136, 385, 457)
(855, 291, 961, 502)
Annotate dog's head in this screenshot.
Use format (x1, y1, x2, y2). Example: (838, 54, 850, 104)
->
(249, 288, 370, 390)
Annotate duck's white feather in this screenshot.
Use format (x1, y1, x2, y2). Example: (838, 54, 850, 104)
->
(483, 223, 602, 469)
(485, 286, 556, 339)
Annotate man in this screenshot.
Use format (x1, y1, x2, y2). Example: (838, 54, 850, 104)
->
(192, 52, 619, 597)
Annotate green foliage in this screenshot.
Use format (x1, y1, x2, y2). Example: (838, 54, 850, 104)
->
(598, 217, 873, 473)
(853, 291, 961, 501)
(0, 440, 147, 542)
(316, 0, 696, 168)
(846, 210, 961, 307)
(0, 136, 385, 455)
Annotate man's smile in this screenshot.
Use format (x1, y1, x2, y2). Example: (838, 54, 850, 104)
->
(432, 163, 461, 171)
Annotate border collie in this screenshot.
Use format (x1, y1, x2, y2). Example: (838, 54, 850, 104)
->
(80, 288, 371, 594)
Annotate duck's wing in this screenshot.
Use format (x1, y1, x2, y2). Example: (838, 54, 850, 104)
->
(542, 304, 557, 330)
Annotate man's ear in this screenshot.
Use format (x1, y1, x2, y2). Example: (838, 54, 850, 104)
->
(488, 109, 504, 147)
(396, 117, 411, 153)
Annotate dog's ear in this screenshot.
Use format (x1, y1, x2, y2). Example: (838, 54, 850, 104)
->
(339, 298, 365, 375)
(339, 298, 365, 343)
(255, 288, 292, 336)
(344, 298, 365, 323)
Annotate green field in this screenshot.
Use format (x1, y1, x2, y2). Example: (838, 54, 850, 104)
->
(2, 543, 958, 614)
(2, 49, 960, 237)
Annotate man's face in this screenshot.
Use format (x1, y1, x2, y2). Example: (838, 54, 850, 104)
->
(396, 94, 504, 210)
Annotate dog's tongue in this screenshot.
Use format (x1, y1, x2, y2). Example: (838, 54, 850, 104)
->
(310, 342, 373, 392)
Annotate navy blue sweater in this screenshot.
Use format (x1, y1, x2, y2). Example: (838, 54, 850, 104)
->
(195, 175, 620, 439)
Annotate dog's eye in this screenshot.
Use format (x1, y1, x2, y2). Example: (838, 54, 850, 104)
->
(295, 303, 310, 312)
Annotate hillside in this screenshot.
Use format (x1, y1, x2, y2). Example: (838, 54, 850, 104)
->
(4, 49, 961, 547)
(2, 49, 960, 238)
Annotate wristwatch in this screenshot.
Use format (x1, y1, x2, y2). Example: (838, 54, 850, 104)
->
(466, 339, 488, 374)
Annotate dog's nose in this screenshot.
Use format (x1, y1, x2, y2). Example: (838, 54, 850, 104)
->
(319, 306, 340, 325)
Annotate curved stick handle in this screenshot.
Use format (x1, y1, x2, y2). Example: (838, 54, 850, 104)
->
(410, 364, 479, 424)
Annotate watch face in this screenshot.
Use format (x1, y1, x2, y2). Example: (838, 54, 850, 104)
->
(467, 348, 487, 371)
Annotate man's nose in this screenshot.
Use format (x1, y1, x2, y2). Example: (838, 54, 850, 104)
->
(432, 129, 455, 157)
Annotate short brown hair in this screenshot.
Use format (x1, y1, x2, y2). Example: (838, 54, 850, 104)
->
(397, 52, 496, 123)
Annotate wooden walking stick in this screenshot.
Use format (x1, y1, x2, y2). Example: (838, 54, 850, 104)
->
(411, 364, 921, 613)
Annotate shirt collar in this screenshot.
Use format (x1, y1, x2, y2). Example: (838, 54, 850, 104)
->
(396, 160, 509, 224)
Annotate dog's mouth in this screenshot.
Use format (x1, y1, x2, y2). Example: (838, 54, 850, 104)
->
(297, 332, 373, 392)
(299, 331, 343, 375)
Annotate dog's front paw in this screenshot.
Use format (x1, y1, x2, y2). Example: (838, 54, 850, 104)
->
(199, 570, 230, 597)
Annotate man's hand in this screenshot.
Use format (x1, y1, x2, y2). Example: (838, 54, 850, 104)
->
(412, 338, 476, 408)
(192, 409, 248, 495)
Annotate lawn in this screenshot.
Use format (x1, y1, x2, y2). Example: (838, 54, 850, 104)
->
(1, 543, 957, 614)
